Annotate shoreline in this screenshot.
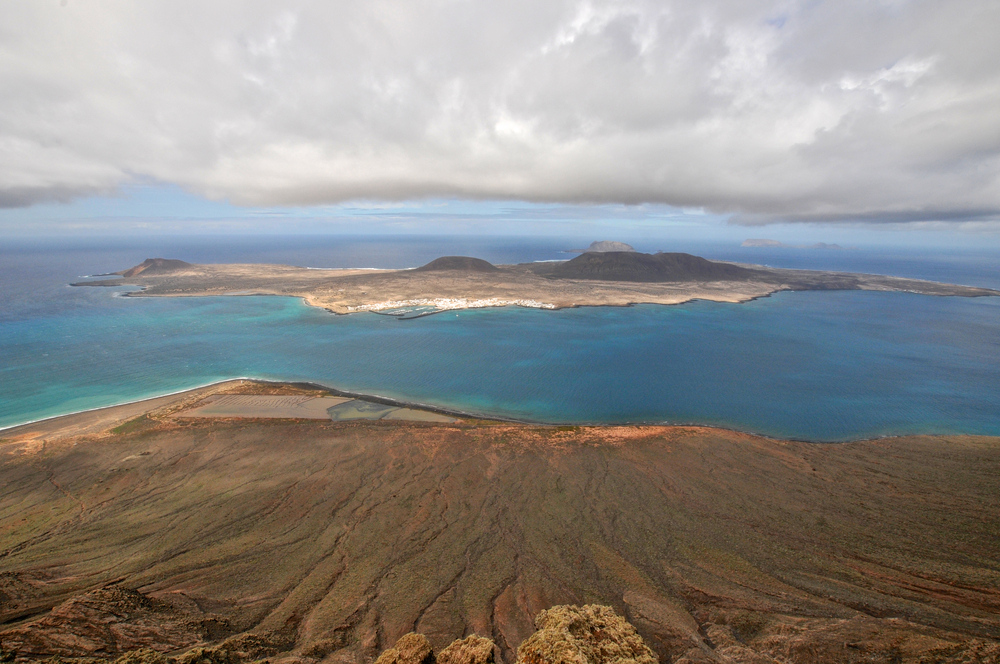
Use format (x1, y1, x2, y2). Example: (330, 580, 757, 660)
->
(0, 377, 507, 436)
(69, 256, 1000, 318)
(87, 273, 1000, 322)
(111, 282, 807, 318)
(111, 284, 766, 313)
(3, 377, 993, 445)
(0, 377, 256, 433)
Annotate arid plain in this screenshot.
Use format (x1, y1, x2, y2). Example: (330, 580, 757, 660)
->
(2, 381, 998, 664)
(72, 253, 999, 315)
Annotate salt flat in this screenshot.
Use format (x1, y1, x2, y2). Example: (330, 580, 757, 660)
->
(177, 394, 351, 419)
(177, 393, 457, 423)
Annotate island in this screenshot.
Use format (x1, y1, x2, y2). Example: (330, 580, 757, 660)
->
(741, 239, 858, 250)
(566, 240, 637, 253)
(72, 251, 1000, 317)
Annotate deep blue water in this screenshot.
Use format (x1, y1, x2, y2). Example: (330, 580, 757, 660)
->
(2, 235, 998, 441)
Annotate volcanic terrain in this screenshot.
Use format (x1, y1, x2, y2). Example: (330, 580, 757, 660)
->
(71, 252, 999, 315)
(1, 382, 998, 663)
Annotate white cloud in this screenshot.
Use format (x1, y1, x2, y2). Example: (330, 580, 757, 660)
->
(1, 0, 999, 225)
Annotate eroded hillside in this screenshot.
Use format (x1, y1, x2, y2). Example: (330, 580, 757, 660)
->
(1, 387, 999, 663)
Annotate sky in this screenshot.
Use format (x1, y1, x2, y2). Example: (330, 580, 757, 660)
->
(2, 0, 1000, 243)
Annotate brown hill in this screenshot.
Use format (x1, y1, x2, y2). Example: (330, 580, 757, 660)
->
(2, 385, 999, 664)
(117, 258, 193, 278)
(414, 256, 499, 272)
(550, 251, 757, 282)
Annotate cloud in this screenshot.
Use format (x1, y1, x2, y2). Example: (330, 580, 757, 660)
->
(2, 0, 999, 224)
(730, 208, 1000, 226)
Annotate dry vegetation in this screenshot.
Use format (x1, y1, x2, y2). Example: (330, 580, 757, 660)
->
(1, 386, 999, 663)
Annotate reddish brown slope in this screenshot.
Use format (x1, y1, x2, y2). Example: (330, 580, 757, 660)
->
(1, 410, 999, 663)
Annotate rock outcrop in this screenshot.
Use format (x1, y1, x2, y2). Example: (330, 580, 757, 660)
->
(173, 633, 291, 664)
(437, 635, 496, 664)
(370, 606, 652, 664)
(112, 649, 171, 664)
(0, 586, 211, 661)
(515, 605, 657, 664)
(373, 633, 434, 664)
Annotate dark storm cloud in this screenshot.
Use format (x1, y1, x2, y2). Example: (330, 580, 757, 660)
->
(2, 0, 999, 224)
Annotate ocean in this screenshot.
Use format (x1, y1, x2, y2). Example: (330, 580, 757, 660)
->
(2, 235, 998, 441)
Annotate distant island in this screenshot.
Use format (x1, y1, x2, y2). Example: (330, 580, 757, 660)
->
(742, 238, 859, 250)
(566, 240, 636, 253)
(73, 249, 999, 316)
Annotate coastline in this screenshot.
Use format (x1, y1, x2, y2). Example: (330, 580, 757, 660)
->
(0, 378, 255, 434)
(107, 280, 773, 314)
(3, 377, 993, 445)
(70, 258, 1000, 317)
(153, 285, 792, 317)
(0, 378, 495, 438)
(14, 258, 1000, 442)
(5, 386, 999, 664)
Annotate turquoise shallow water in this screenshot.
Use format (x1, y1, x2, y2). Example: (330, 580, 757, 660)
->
(2, 236, 999, 441)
